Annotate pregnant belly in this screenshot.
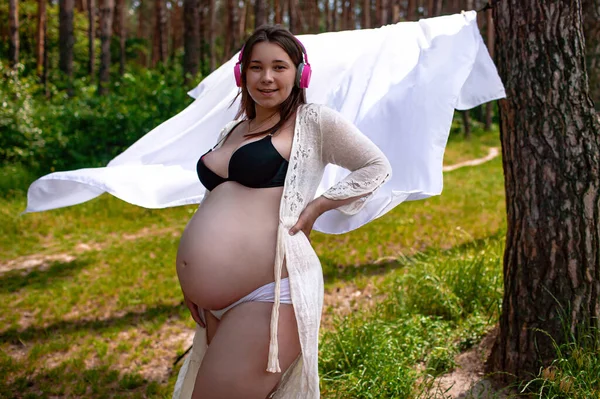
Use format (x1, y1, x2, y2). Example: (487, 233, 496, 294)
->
(176, 183, 287, 309)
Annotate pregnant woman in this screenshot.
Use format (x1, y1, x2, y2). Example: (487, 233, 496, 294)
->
(174, 25, 391, 399)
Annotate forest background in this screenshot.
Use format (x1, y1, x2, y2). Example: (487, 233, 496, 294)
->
(2, 0, 600, 398)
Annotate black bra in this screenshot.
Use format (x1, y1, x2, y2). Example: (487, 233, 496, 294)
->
(196, 122, 289, 191)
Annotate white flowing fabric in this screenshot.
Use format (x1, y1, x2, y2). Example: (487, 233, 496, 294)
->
(25, 11, 505, 235)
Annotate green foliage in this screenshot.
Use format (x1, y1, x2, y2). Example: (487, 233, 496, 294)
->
(0, 60, 194, 175)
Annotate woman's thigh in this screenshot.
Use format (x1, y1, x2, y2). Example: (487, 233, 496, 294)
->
(193, 302, 300, 399)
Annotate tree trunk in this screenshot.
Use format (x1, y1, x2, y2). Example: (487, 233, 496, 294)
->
(426, 0, 433, 16)
(582, 0, 600, 112)
(239, 0, 248, 40)
(289, 0, 297, 33)
(488, 0, 600, 382)
(114, 0, 126, 75)
(406, 0, 416, 21)
(484, 7, 494, 131)
(432, 0, 442, 16)
(349, 0, 355, 29)
(208, 0, 216, 70)
(76, 0, 86, 12)
(152, 0, 168, 66)
(88, 0, 95, 76)
(98, 0, 113, 95)
(275, 0, 282, 24)
(9, 0, 19, 67)
(361, 0, 369, 28)
(255, 0, 266, 28)
(223, 0, 234, 62)
(59, 0, 74, 94)
(461, 110, 471, 139)
(37, 0, 46, 76)
(184, 0, 200, 82)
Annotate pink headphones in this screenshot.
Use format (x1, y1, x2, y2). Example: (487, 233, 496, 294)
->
(234, 38, 312, 89)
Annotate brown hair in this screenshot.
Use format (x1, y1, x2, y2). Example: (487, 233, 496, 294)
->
(231, 25, 307, 138)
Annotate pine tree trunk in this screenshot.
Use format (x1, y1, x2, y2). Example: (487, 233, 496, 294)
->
(406, 0, 416, 21)
(461, 110, 470, 139)
(275, 0, 282, 24)
(361, 0, 369, 28)
(59, 0, 75, 94)
(184, 0, 200, 82)
(583, 0, 600, 112)
(239, 0, 248, 40)
(76, 0, 86, 12)
(484, 7, 494, 131)
(289, 0, 297, 32)
(114, 0, 126, 75)
(153, 0, 168, 66)
(98, 0, 113, 95)
(255, 0, 266, 28)
(223, 0, 234, 62)
(37, 0, 45, 76)
(88, 0, 96, 75)
(208, 0, 216, 71)
(9, 0, 19, 67)
(488, 0, 600, 382)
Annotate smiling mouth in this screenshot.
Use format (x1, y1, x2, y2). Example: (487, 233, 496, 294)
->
(259, 89, 278, 93)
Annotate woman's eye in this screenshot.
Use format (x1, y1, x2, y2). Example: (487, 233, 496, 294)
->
(275, 66, 286, 70)
(250, 66, 261, 70)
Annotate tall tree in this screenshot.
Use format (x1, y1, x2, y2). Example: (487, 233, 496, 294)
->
(406, 0, 416, 21)
(76, 0, 87, 12)
(88, 0, 96, 75)
(255, 0, 266, 28)
(361, 0, 370, 28)
(488, 0, 600, 382)
(98, 0, 114, 95)
(289, 0, 298, 33)
(59, 0, 75, 94)
(208, 0, 216, 70)
(184, 0, 200, 82)
(484, 7, 494, 130)
(583, 0, 600, 111)
(275, 0, 282, 24)
(152, 0, 168, 66)
(114, 0, 126, 75)
(9, 0, 19, 67)
(37, 0, 46, 76)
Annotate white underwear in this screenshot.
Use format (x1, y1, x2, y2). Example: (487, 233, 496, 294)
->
(206, 278, 292, 321)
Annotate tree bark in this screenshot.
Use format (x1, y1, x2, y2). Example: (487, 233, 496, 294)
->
(9, 0, 19, 67)
(208, 0, 216, 70)
(76, 0, 87, 12)
(461, 110, 471, 139)
(406, 0, 416, 21)
(98, 0, 113, 95)
(484, 7, 494, 131)
(361, 0, 370, 28)
(275, 0, 282, 24)
(255, 0, 266, 28)
(114, 0, 126, 75)
(582, 0, 600, 112)
(37, 0, 46, 76)
(289, 0, 298, 33)
(184, 0, 200, 82)
(88, 0, 95, 76)
(223, 0, 234, 62)
(152, 0, 168, 66)
(59, 0, 75, 94)
(488, 0, 600, 382)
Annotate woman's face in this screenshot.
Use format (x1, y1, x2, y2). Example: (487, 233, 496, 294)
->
(245, 41, 297, 114)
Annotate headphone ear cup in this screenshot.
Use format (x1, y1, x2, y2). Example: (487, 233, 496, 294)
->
(295, 63, 305, 88)
(234, 62, 242, 87)
(300, 63, 311, 89)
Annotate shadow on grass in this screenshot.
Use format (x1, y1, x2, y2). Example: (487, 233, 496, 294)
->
(0, 362, 169, 398)
(0, 303, 185, 345)
(0, 258, 92, 294)
(322, 229, 506, 285)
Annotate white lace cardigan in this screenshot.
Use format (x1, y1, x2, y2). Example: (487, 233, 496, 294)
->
(172, 103, 392, 398)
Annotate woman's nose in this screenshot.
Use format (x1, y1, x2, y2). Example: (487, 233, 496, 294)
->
(261, 69, 274, 82)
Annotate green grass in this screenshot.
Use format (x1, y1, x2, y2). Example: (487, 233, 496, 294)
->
(0, 123, 505, 397)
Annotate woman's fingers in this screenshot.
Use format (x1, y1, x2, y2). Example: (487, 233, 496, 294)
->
(184, 296, 206, 328)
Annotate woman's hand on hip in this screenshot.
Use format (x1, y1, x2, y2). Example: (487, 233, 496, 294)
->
(289, 202, 321, 242)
